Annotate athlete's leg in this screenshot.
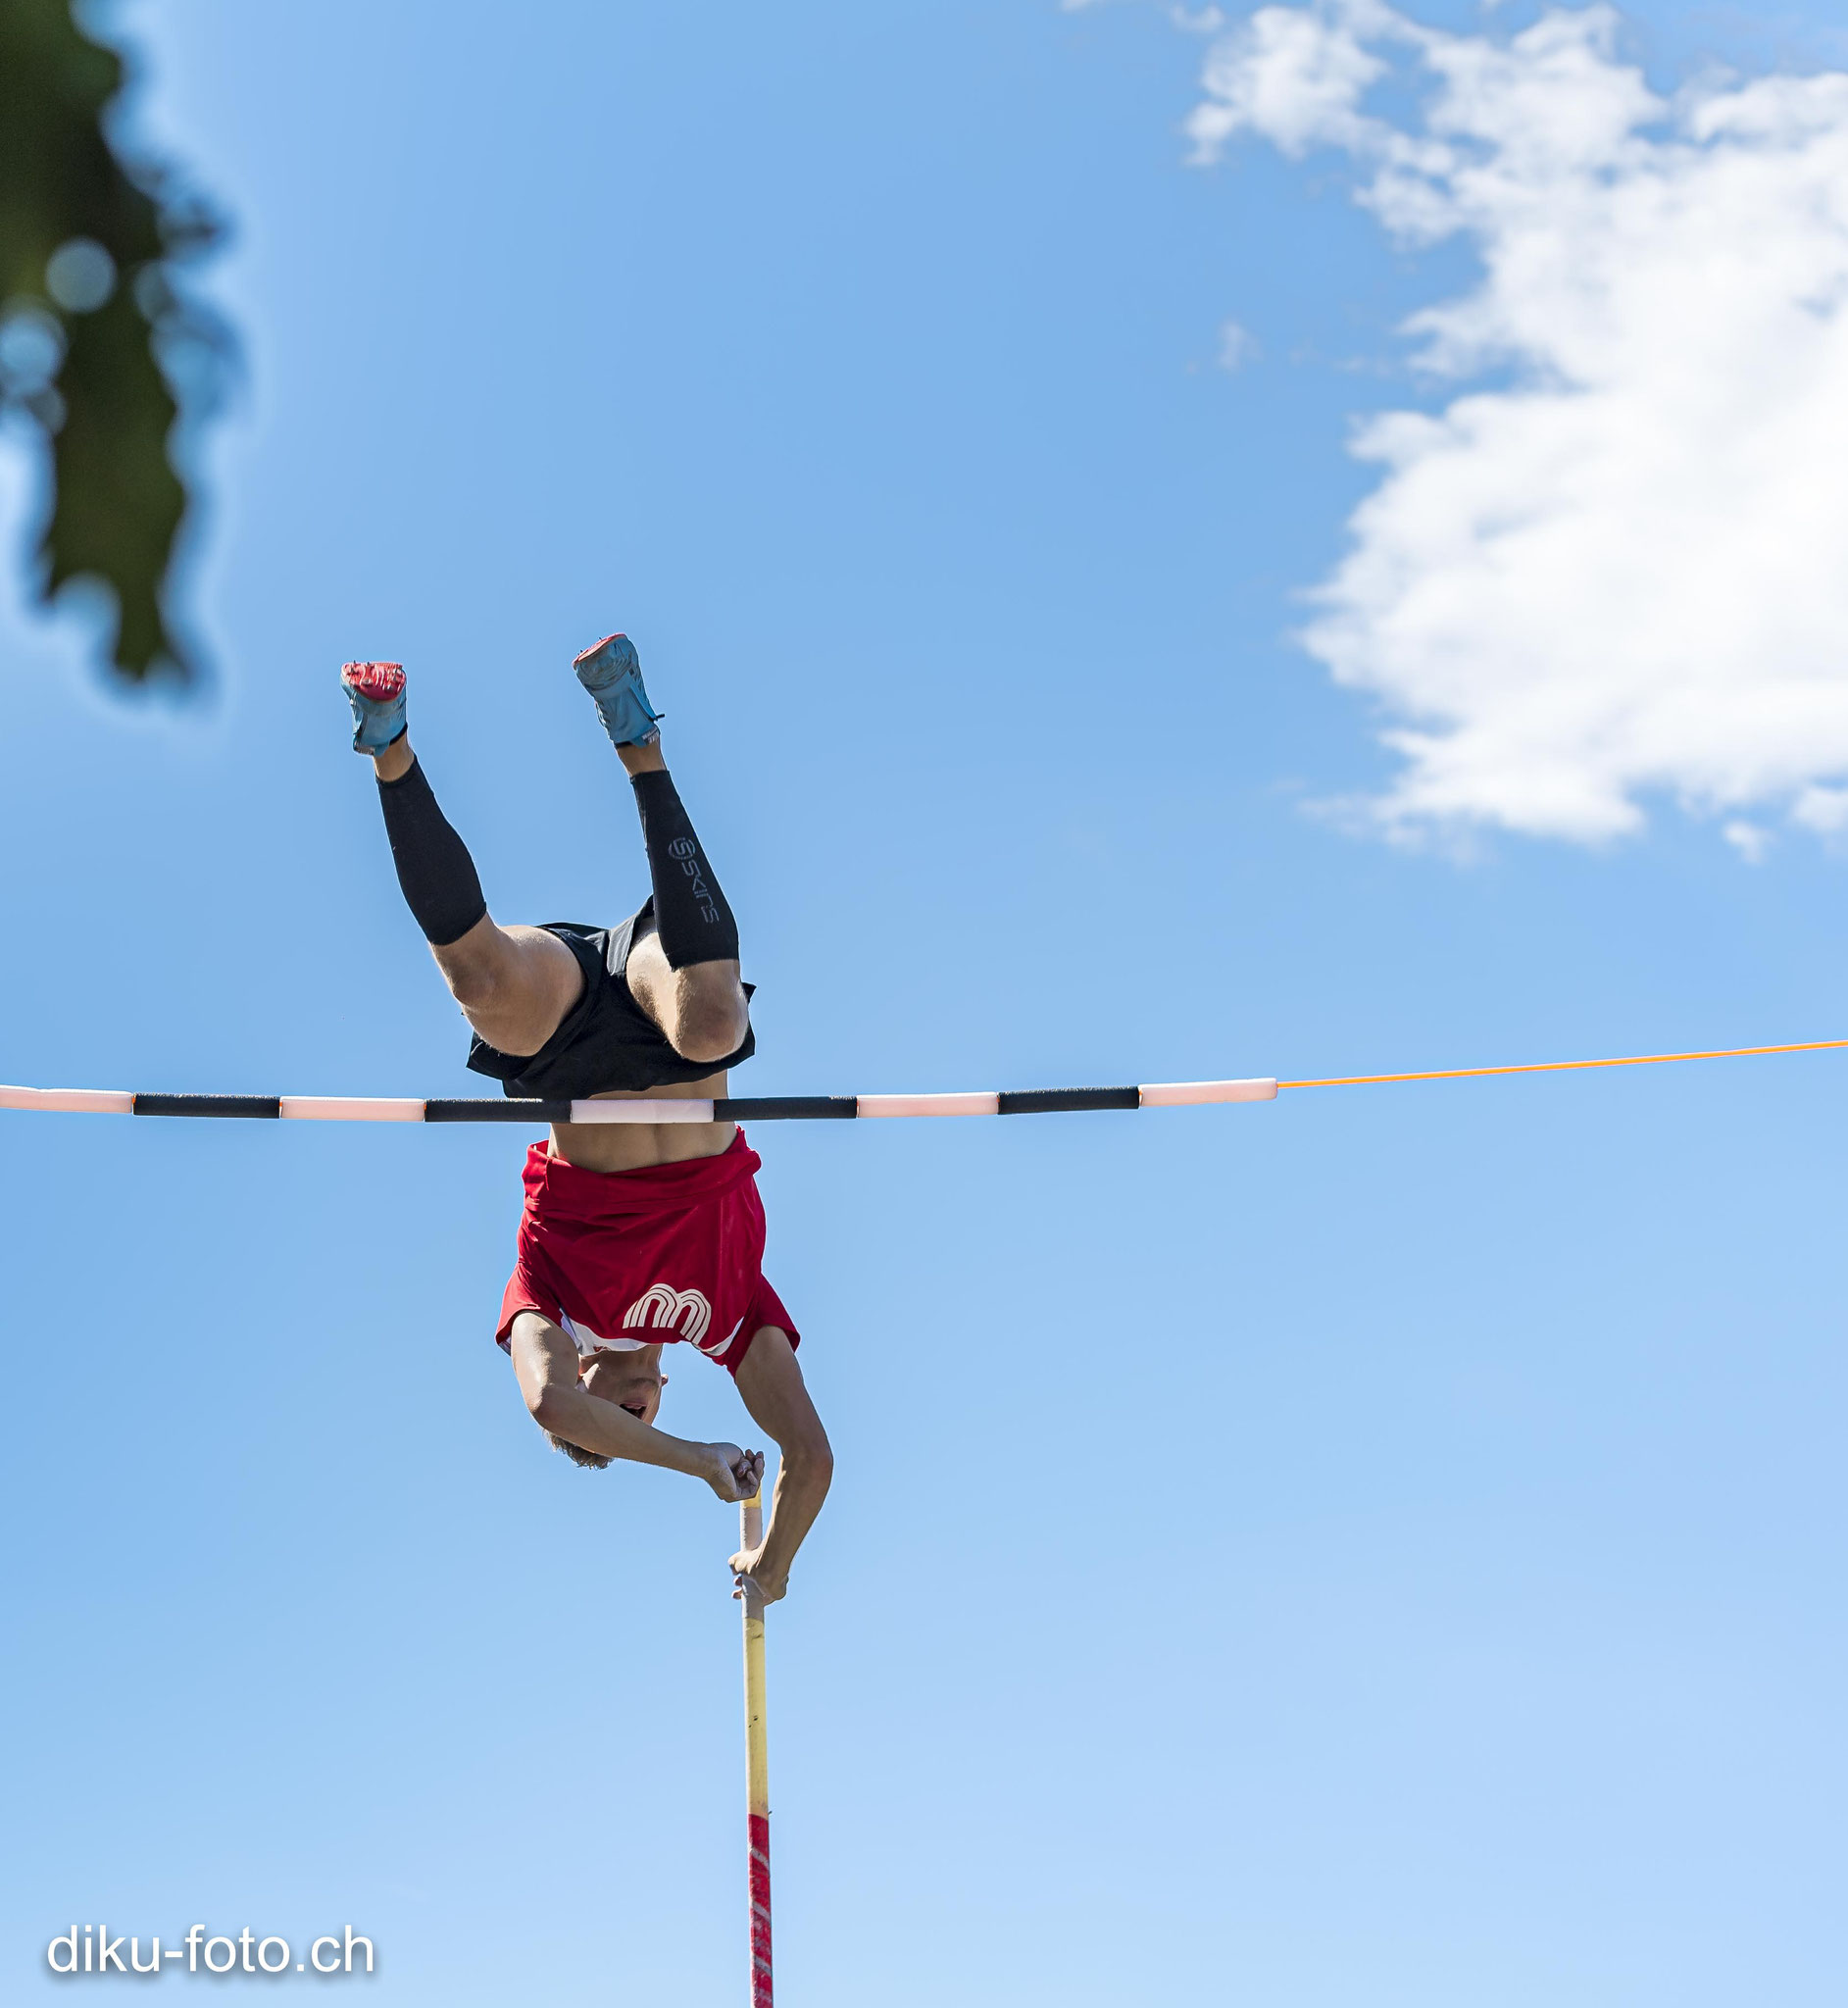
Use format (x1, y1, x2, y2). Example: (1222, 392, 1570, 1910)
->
(616, 738, 750, 1063)
(345, 664, 582, 1057)
(574, 634, 750, 1066)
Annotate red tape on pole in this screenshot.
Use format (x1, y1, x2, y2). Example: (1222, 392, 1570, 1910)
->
(748, 1811, 773, 2007)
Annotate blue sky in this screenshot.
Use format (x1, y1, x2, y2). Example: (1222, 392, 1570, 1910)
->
(3, 2, 1846, 2001)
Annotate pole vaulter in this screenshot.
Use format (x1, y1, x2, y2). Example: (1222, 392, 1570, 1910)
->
(7, 634, 1846, 2003)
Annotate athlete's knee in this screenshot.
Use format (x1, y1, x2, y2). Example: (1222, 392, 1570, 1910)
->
(443, 955, 528, 1034)
(430, 916, 507, 1009)
(440, 955, 500, 1015)
(667, 966, 748, 1064)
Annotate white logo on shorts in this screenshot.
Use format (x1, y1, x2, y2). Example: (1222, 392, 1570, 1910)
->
(625, 1283, 714, 1350)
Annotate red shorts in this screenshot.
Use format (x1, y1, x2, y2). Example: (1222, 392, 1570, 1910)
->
(496, 1130, 798, 1377)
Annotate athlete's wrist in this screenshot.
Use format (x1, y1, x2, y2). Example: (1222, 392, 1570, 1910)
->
(657, 1432, 723, 1481)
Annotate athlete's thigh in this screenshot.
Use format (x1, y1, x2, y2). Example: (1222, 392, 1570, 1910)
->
(622, 927, 679, 1033)
(435, 919, 584, 1056)
(624, 928, 747, 1061)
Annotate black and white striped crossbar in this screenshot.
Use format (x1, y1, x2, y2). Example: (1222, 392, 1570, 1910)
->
(0, 1080, 1278, 1124)
(5, 1039, 1835, 1123)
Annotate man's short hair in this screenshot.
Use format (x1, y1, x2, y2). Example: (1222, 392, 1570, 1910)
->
(548, 1431, 613, 1472)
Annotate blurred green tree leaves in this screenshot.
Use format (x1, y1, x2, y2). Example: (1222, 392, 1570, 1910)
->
(1, 0, 230, 684)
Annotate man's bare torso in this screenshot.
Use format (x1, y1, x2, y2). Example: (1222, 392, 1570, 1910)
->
(548, 1069, 737, 1174)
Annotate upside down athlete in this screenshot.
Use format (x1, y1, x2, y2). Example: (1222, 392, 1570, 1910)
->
(343, 636, 831, 1604)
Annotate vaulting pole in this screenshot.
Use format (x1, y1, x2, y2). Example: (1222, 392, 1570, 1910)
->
(740, 1489, 773, 2008)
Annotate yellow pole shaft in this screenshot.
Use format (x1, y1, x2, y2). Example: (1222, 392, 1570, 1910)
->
(742, 1491, 769, 1818)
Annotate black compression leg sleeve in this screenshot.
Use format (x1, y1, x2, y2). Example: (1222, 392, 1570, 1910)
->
(629, 769, 740, 968)
(375, 758, 489, 947)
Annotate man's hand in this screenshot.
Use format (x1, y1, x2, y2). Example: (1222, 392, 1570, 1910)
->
(729, 1543, 787, 1605)
(700, 1442, 766, 1503)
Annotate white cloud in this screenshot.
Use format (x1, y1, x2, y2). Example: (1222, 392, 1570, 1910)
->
(1189, 1, 1848, 845)
(1793, 782, 1848, 832)
(1188, 0, 1392, 162)
(1067, 1, 1226, 26)
(1218, 317, 1260, 368)
(1723, 820, 1773, 864)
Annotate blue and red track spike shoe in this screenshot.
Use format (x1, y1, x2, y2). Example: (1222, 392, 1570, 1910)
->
(341, 661, 408, 753)
(573, 632, 662, 750)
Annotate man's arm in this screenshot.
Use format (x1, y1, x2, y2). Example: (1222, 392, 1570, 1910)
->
(729, 1325, 833, 1604)
(508, 1312, 763, 1499)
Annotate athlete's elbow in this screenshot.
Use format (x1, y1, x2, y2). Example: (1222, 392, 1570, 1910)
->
(527, 1381, 574, 1433)
(786, 1431, 833, 1491)
(527, 1389, 615, 1472)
